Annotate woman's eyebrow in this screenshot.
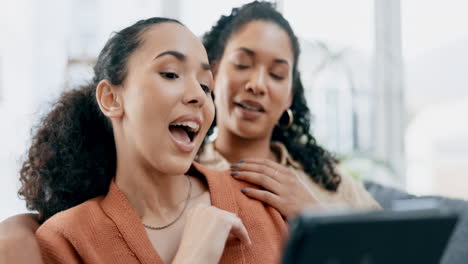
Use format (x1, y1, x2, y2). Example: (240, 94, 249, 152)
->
(236, 47, 255, 56)
(154, 50, 186, 61)
(154, 50, 210, 72)
(273, 58, 289, 66)
(237, 47, 289, 66)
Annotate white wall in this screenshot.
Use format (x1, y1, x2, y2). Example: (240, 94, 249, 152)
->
(402, 0, 468, 198)
(0, 0, 36, 221)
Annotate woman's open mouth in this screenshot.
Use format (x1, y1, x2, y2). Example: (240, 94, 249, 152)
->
(168, 117, 201, 153)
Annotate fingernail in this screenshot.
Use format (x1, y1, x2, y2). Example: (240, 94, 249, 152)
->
(230, 163, 239, 168)
(241, 188, 248, 194)
(231, 171, 239, 177)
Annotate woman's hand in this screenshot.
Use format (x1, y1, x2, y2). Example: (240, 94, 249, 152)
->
(173, 204, 251, 264)
(230, 158, 321, 218)
(0, 213, 43, 264)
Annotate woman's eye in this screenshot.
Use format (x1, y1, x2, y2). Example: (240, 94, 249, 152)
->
(270, 73, 284, 80)
(235, 64, 250, 70)
(200, 84, 211, 94)
(160, 72, 179, 79)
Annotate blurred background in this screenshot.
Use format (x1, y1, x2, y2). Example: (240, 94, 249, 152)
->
(0, 0, 467, 221)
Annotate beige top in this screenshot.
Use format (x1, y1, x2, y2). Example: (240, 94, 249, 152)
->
(198, 141, 381, 210)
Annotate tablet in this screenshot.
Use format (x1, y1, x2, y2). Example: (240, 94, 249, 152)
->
(281, 208, 458, 264)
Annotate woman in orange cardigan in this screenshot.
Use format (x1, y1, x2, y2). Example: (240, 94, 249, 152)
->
(10, 17, 287, 264)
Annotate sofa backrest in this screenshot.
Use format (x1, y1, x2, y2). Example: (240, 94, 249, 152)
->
(364, 180, 468, 264)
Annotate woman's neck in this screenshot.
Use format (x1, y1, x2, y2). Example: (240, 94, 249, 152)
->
(114, 154, 206, 225)
(214, 126, 276, 164)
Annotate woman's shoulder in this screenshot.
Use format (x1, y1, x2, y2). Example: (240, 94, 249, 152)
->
(190, 162, 232, 184)
(293, 166, 381, 210)
(191, 162, 261, 196)
(37, 196, 106, 236)
(196, 141, 231, 171)
(192, 162, 286, 216)
(35, 195, 127, 263)
(330, 168, 381, 209)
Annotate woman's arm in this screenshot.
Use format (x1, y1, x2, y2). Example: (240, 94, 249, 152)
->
(0, 213, 43, 264)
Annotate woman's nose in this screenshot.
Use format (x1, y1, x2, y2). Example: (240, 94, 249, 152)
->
(245, 68, 267, 96)
(183, 78, 207, 107)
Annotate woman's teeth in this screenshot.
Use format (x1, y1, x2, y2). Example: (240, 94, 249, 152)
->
(171, 121, 200, 133)
(237, 103, 263, 112)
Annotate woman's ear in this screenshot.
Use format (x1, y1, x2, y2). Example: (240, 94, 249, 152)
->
(95, 80, 123, 119)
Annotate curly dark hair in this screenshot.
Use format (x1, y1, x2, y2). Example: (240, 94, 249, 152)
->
(201, 1, 341, 191)
(18, 17, 181, 223)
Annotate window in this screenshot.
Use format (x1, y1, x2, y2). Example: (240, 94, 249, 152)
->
(65, 0, 163, 89)
(0, 55, 2, 103)
(283, 0, 401, 184)
(179, 0, 259, 37)
(402, 0, 468, 199)
(283, 0, 375, 156)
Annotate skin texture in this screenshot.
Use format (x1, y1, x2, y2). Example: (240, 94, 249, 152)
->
(213, 21, 320, 218)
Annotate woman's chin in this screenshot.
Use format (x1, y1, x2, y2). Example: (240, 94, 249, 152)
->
(232, 124, 270, 140)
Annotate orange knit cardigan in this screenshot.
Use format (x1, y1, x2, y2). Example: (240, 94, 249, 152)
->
(36, 163, 288, 263)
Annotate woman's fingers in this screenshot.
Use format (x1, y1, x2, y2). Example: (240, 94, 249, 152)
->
(225, 214, 252, 245)
(231, 171, 281, 194)
(187, 205, 252, 245)
(233, 158, 292, 182)
(239, 158, 288, 173)
(231, 162, 282, 182)
(231, 158, 321, 218)
(241, 188, 281, 209)
(176, 205, 252, 263)
(238, 158, 279, 170)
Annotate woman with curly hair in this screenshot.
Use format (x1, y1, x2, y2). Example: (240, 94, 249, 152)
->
(197, 1, 380, 217)
(1, 17, 289, 264)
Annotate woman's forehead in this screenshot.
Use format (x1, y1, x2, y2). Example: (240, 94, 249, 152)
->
(226, 21, 294, 62)
(136, 23, 208, 63)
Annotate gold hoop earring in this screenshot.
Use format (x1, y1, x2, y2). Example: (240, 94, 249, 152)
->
(284, 109, 294, 129)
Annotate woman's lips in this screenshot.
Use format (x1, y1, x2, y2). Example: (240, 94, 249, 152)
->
(234, 102, 265, 120)
(235, 100, 266, 112)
